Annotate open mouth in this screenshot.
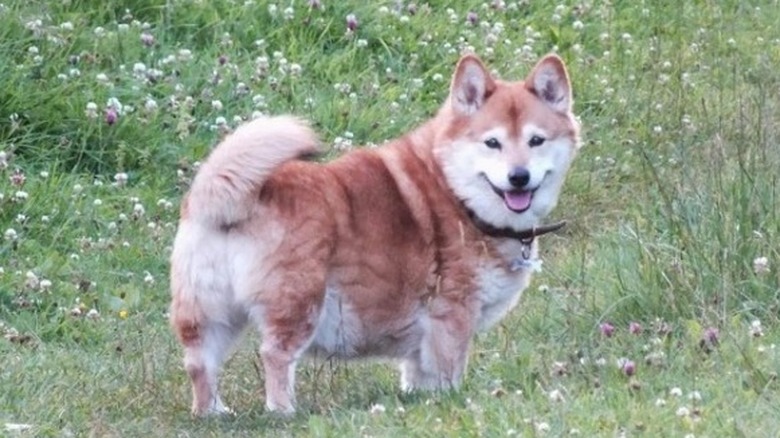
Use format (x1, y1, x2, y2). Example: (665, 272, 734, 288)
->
(484, 176, 536, 213)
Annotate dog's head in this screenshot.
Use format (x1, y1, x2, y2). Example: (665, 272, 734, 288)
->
(435, 54, 581, 232)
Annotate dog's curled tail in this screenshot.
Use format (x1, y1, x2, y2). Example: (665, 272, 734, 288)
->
(186, 116, 319, 226)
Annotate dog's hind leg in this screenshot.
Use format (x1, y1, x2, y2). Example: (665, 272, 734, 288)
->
(181, 317, 247, 416)
(171, 266, 249, 416)
(254, 272, 326, 415)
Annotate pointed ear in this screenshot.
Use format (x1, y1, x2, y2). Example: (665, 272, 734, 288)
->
(525, 54, 572, 113)
(450, 55, 495, 116)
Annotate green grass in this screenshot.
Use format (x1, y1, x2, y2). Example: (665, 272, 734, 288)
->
(1, 0, 779, 436)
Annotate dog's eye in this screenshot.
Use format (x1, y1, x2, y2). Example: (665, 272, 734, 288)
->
(484, 138, 502, 150)
(529, 136, 546, 147)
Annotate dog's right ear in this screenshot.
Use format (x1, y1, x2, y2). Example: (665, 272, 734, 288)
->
(450, 55, 495, 116)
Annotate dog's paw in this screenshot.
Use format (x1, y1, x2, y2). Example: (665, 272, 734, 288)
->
(192, 400, 235, 418)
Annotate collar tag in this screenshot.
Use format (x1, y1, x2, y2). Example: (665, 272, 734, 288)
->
(510, 257, 543, 272)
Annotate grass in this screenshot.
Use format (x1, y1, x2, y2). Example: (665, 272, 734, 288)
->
(1, 0, 779, 436)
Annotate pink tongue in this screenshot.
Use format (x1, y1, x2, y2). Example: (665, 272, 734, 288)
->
(503, 190, 532, 211)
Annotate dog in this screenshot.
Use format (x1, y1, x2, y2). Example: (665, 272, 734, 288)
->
(170, 53, 581, 416)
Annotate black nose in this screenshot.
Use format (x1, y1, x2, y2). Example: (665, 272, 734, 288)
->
(508, 167, 530, 188)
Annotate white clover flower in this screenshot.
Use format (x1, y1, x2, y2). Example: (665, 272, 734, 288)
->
(670, 387, 683, 397)
(548, 389, 565, 402)
(750, 319, 764, 337)
(107, 97, 123, 114)
(178, 49, 193, 61)
(211, 100, 223, 111)
(86, 308, 100, 319)
(369, 404, 386, 415)
(25, 271, 39, 289)
(753, 256, 769, 275)
(13, 191, 28, 202)
(144, 98, 158, 113)
(85, 102, 98, 119)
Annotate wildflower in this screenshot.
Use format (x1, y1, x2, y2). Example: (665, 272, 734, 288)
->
(140, 32, 154, 46)
(144, 272, 155, 285)
(670, 387, 683, 397)
(753, 256, 769, 275)
(466, 11, 478, 25)
(85, 102, 98, 119)
(629, 321, 642, 335)
(369, 404, 385, 415)
(346, 13, 358, 32)
(599, 322, 615, 337)
(536, 422, 550, 434)
(86, 308, 100, 319)
(750, 320, 764, 337)
(10, 169, 25, 187)
(144, 98, 158, 113)
(119, 310, 128, 319)
(178, 49, 193, 61)
(548, 389, 565, 402)
(702, 326, 719, 345)
(676, 406, 690, 417)
(4, 229, 18, 241)
(25, 271, 39, 289)
(132, 203, 145, 218)
(13, 191, 28, 202)
(655, 398, 666, 407)
(105, 108, 118, 125)
(617, 358, 636, 376)
(114, 172, 129, 187)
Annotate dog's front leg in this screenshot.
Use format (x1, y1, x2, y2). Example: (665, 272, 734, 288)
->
(400, 298, 474, 391)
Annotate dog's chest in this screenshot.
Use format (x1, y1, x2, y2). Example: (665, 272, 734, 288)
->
(475, 239, 537, 331)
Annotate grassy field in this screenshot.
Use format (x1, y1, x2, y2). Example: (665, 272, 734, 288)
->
(1, 0, 779, 436)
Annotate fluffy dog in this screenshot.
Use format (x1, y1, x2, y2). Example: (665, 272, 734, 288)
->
(170, 53, 580, 415)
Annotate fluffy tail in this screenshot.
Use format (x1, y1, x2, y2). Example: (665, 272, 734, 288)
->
(186, 115, 319, 226)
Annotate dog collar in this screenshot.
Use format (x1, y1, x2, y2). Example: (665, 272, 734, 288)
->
(468, 212, 567, 244)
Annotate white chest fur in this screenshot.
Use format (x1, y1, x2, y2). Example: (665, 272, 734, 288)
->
(476, 239, 538, 331)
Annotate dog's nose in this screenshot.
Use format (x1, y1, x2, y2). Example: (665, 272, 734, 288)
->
(507, 167, 530, 188)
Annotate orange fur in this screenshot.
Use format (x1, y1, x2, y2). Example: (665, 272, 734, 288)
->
(170, 53, 581, 415)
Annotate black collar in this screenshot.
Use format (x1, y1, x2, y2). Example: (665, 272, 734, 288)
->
(468, 211, 567, 243)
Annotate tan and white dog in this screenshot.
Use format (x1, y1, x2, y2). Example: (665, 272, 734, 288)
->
(170, 53, 580, 416)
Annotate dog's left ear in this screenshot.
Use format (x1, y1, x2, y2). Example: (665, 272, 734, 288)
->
(450, 54, 496, 116)
(525, 54, 572, 113)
